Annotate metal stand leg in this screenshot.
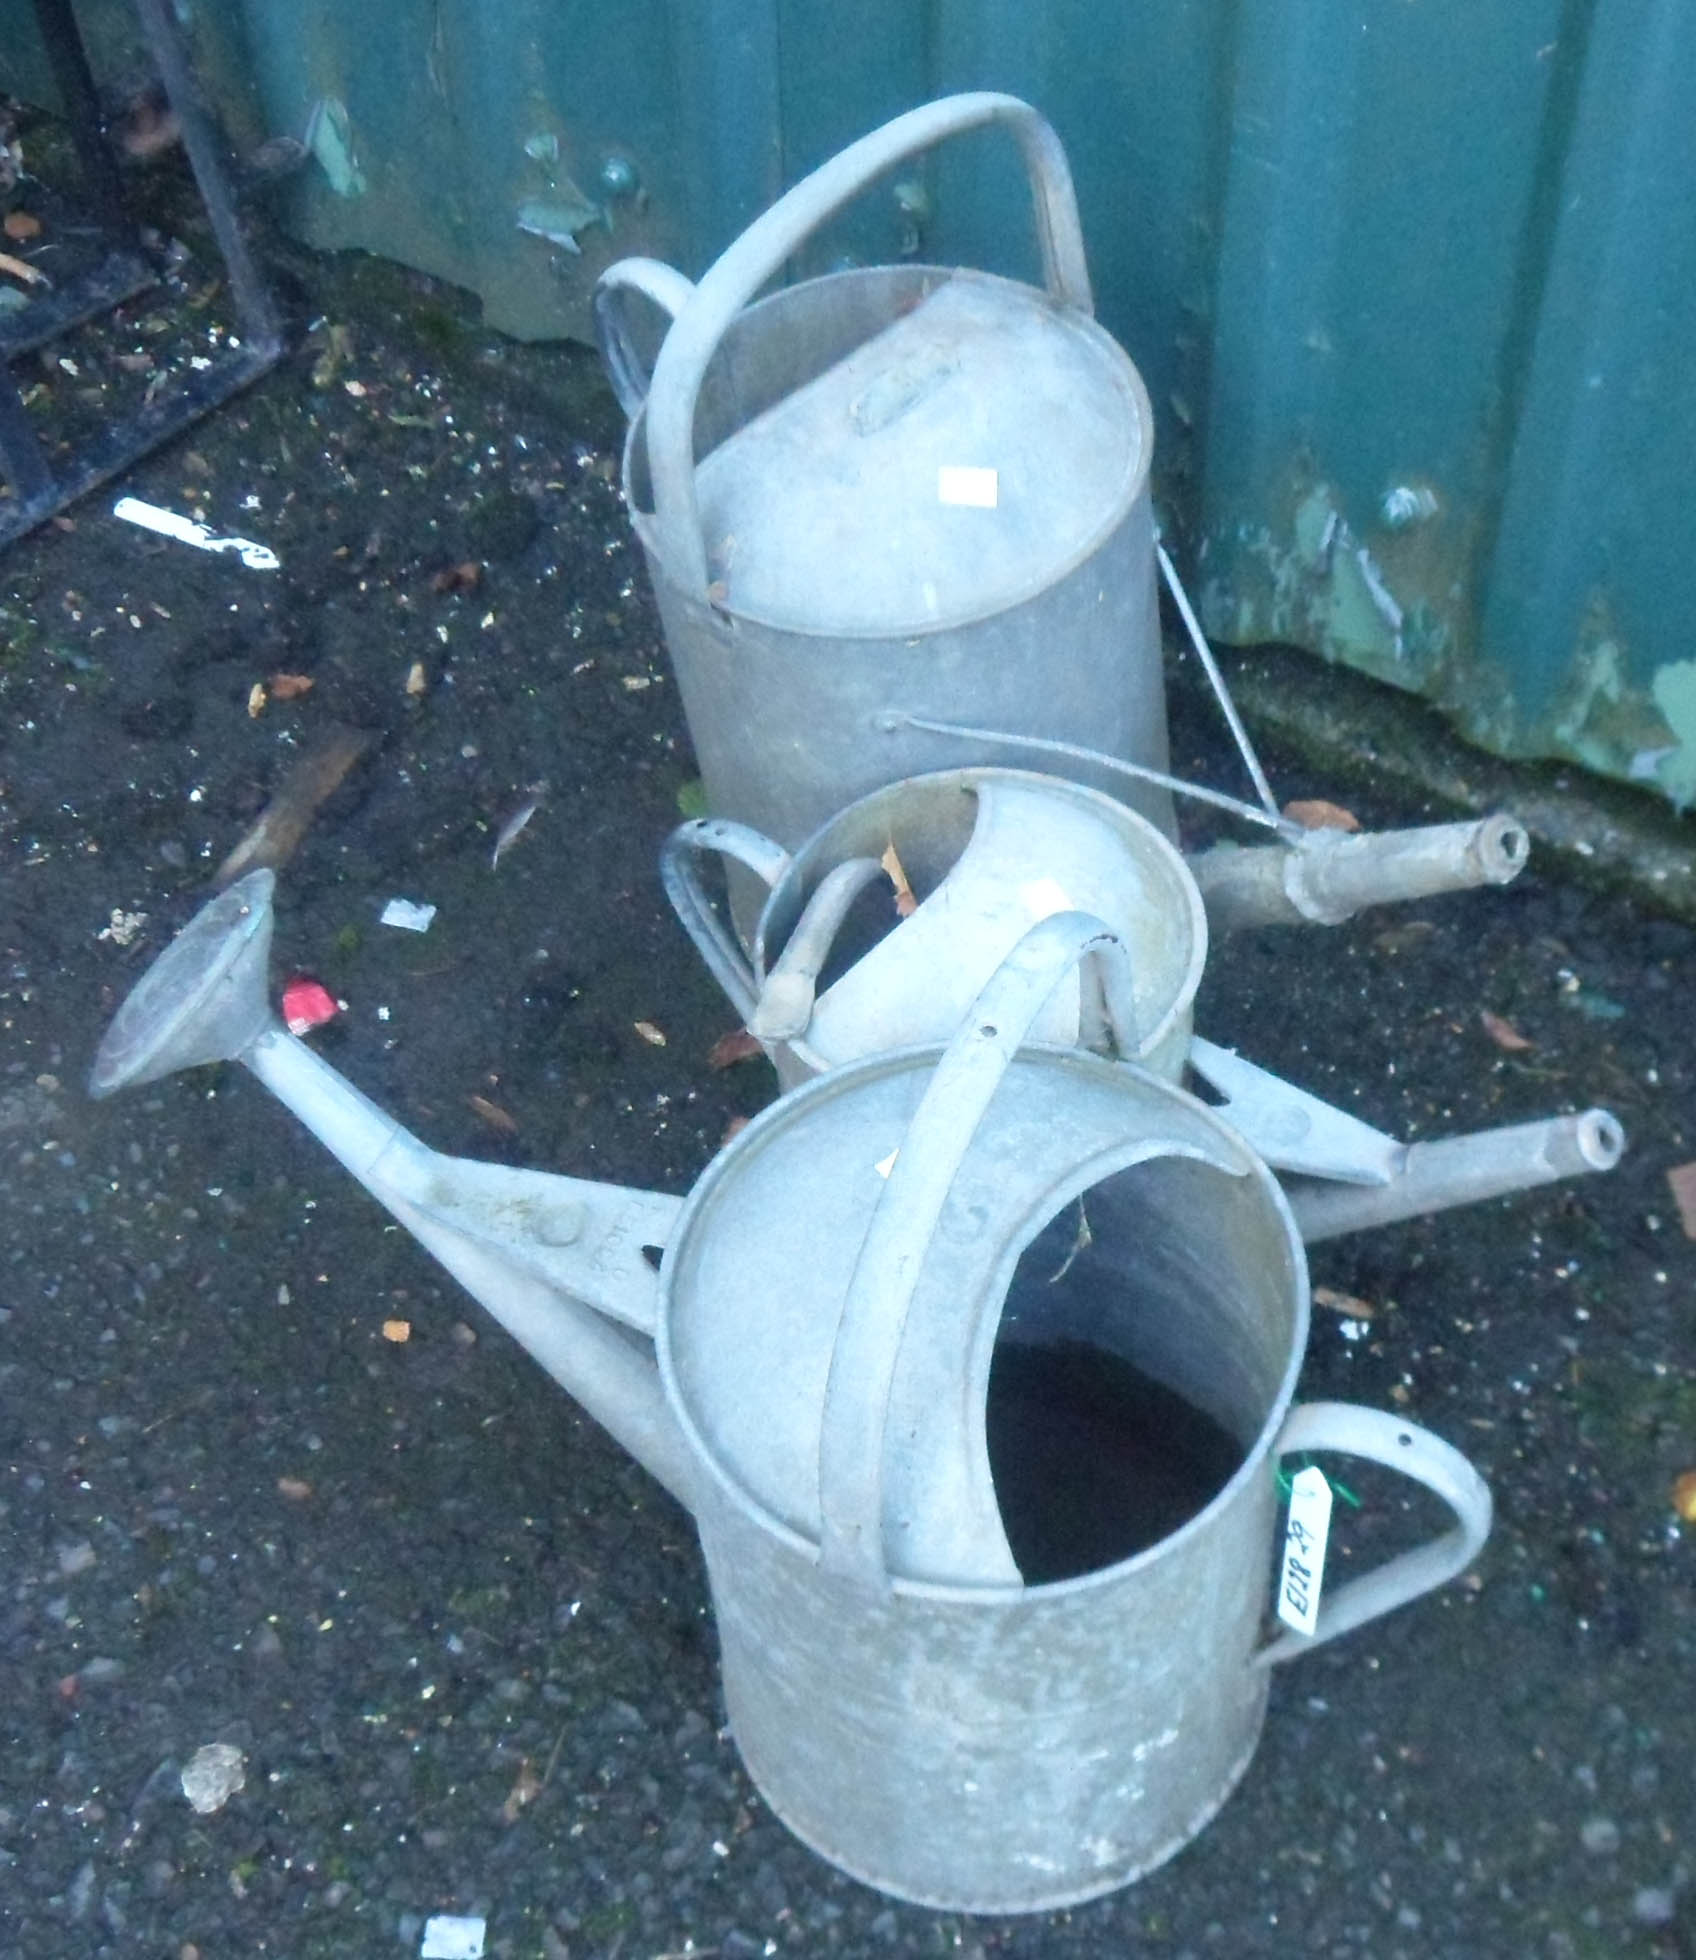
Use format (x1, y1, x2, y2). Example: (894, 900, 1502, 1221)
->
(0, 0, 286, 549)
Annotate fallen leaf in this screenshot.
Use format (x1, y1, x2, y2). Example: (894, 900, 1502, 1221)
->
(430, 559, 481, 595)
(880, 841, 918, 918)
(0, 246, 48, 288)
(1312, 1285, 1377, 1321)
(1372, 920, 1436, 956)
(404, 661, 428, 697)
(633, 1020, 667, 1047)
(214, 723, 372, 888)
(1666, 1161, 1696, 1240)
(381, 1318, 412, 1343)
(311, 322, 353, 388)
(501, 1758, 543, 1823)
(1480, 1009, 1535, 1052)
(1672, 1470, 1696, 1523)
(707, 1027, 763, 1070)
(276, 1476, 313, 1501)
(246, 681, 267, 719)
(1282, 797, 1361, 832)
(3, 209, 41, 240)
(267, 671, 315, 701)
(468, 1092, 518, 1135)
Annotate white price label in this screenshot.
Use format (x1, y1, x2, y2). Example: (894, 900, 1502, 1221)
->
(1276, 1465, 1334, 1637)
(937, 464, 999, 508)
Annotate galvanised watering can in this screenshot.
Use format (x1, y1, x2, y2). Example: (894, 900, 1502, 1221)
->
(662, 767, 1207, 1090)
(653, 758, 1624, 1230)
(594, 94, 1172, 938)
(91, 875, 1495, 1911)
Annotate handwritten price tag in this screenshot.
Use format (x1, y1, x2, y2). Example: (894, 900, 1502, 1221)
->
(1277, 1465, 1334, 1637)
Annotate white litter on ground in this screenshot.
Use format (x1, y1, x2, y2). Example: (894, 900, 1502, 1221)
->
(113, 496, 279, 571)
(380, 898, 437, 933)
(180, 1742, 246, 1815)
(420, 1914, 486, 1959)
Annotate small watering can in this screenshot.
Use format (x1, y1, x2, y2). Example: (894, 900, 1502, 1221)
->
(662, 767, 1206, 1089)
(90, 876, 1492, 1912)
(656, 761, 1626, 1231)
(595, 93, 1172, 938)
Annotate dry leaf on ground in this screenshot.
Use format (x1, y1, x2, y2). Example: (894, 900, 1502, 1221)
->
(381, 1318, 412, 1343)
(1666, 1161, 1696, 1240)
(276, 1476, 313, 1501)
(1671, 1471, 1696, 1522)
(214, 722, 372, 887)
(881, 841, 918, 917)
(0, 247, 47, 287)
(1480, 1009, 1534, 1052)
(467, 1092, 518, 1135)
(1282, 798, 1361, 832)
(268, 671, 315, 700)
(501, 1758, 544, 1823)
(3, 209, 41, 240)
(1312, 1285, 1377, 1320)
(431, 560, 482, 595)
(707, 1027, 763, 1070)
(633, 1020, 667, 1047)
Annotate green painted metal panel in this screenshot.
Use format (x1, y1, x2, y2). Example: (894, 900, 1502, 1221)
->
(4, 0, 1693, 804)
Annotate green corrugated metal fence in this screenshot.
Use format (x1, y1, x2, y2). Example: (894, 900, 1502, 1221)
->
(5, 0, 1694, 805)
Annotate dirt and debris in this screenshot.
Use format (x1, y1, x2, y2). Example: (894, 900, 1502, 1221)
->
(0, 99, 1693, 1960)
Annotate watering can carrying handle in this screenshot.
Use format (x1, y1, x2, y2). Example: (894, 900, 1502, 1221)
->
(659, 817, 793, 1025)
(641, 92, 1094, 599)
(592, 256, 699, 420)
(817, 910, 1138, 1588)
(1253, 1401, 1494, 1667)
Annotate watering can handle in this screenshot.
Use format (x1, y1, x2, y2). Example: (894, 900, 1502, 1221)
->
(644, 92, 1094, 599)
(817, 910, 1138, 1589)
(1253, 1401, 1493, 1667)
(659, 817, 792, 1025)
(593, 257, 700, 420)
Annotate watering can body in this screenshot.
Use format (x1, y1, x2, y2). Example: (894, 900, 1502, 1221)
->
(664, 768, 1206, 1089)
(597, 95, 1170, 939)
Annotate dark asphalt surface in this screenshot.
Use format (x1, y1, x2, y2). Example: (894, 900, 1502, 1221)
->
(2, 160, 1695, 1960)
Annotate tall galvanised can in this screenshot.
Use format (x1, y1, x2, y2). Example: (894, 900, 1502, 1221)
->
(596, 93, 1168, 936)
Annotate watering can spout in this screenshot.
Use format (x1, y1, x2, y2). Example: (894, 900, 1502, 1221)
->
(1190, 813, 1530, 933)
(88, 871, 700, 1511)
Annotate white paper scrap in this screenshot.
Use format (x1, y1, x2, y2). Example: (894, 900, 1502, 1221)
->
(937, 465, 999, 509)
(1276, 1466, 1334, 1637)
(380, 898, 437, 933)
(420, 1915, 486, 1960)
(113, 496, 279, 571)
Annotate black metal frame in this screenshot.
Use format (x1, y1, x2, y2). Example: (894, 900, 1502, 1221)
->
(0, 0, 285, 549)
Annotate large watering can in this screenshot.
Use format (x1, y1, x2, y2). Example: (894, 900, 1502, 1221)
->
(662, 767, 1207, 1089)
(595, 93, 1172, 938)
(91, 875, 1493, 1911)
